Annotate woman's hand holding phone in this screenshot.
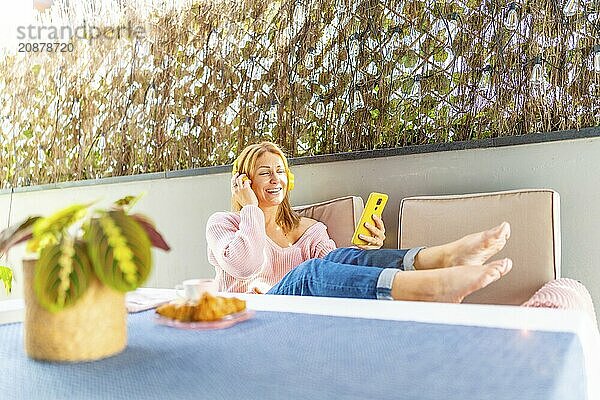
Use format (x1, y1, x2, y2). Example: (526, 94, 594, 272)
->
(351, 192, 388, 249)
(356, 214, 386, 250)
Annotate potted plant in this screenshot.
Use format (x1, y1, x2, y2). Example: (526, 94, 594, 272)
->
(0, 195, 170, 362)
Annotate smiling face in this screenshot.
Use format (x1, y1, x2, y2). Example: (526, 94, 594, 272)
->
(250, 151, 288, 208)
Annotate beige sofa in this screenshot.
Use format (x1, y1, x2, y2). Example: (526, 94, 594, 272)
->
(295, 196, 365, 248)
(399, 189, 561, 305)
(295, 189, 561, 306)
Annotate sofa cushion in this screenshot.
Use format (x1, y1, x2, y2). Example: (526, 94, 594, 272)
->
(398, 189, 560, 305)
(294, 196, 364, 248)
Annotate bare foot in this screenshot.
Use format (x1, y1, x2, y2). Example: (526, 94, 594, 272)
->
(391, 258, 513, 303)
(445, 222, 511, 267)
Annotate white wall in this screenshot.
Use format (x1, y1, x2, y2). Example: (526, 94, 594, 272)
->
(1, 136, 599, 319)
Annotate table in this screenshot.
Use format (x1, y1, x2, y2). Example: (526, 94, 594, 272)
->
(1, 292, 599, 400)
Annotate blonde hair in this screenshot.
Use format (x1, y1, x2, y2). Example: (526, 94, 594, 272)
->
(231, 142, 300, 233)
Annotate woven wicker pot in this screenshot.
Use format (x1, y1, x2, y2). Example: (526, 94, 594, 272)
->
(23, 259, 127, 362)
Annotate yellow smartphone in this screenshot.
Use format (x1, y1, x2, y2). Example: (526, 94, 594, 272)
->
(351, 192, 388, 246)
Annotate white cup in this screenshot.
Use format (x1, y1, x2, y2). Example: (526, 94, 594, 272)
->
(175, 279, 218, 301)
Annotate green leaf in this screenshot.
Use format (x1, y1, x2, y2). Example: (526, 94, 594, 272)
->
(0, 266, 12, 294)
(85, 210, 152, 292)
(33, 240, 92, 312)
(28, 204, 91, 253)
(433, 49, 448, 63)
(113, 194, 144, 211)
(404, 53, 418, 68)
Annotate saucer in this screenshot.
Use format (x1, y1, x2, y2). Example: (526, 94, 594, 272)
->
(154, 310, 255, 330)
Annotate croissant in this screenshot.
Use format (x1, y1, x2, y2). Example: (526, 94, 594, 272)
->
(155, 302, 196, 322)
(156, 293, 246, 322)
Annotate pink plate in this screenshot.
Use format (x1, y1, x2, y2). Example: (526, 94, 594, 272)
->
(154, 310, 255, 330)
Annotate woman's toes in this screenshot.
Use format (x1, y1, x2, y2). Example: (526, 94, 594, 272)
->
(486, 222, 509, 247)
(480, 258, 513, 286)
(495, 222, 511, 241)
(456, 259, 513, 302)
(450, 223, 511, 267)
(497, 257, 512, 275)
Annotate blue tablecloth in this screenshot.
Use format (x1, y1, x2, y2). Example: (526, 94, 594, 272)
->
(0, 310, 586, 400)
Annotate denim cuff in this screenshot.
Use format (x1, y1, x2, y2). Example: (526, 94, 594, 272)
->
(401, 246, 426, 271)
(376, 268, 399, 300)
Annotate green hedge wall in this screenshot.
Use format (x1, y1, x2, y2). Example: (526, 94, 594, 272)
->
(1, 0, 599, 187)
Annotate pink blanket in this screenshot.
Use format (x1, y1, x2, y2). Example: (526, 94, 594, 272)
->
(522, 278, 598, 328)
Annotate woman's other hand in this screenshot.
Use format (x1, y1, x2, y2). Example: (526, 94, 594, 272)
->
(357, 214, 386, 250)
(231, 173, 259, 207)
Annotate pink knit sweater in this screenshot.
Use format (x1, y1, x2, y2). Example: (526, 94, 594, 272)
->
(206, 205, 337, 293)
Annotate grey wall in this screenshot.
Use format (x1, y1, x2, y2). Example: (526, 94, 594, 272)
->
(1, 136, 599, 319)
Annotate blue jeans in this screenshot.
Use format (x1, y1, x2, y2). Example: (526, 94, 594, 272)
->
(267, 247, 423, 300)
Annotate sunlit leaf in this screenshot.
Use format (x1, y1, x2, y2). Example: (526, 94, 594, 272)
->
(113, 194, 144, 211)
(33, 240, 92, 313)
(85, 210, 152, 292)
(0, 266, 13, 294)
(28, 204, 91, 253)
